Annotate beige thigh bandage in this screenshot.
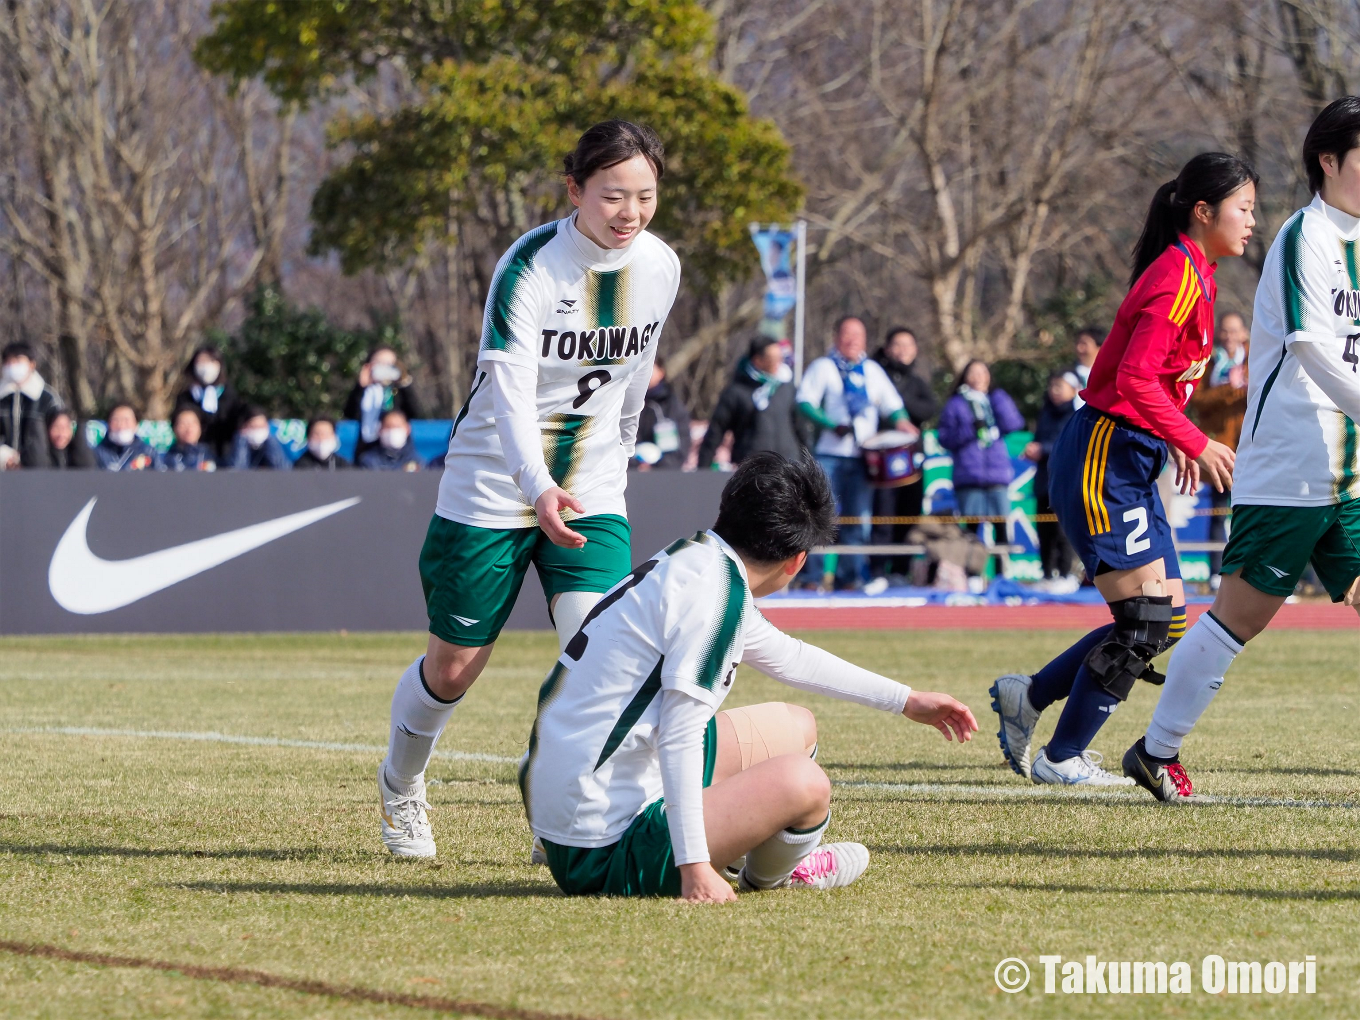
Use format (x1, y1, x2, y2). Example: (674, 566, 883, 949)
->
(721, 702, 808, 772)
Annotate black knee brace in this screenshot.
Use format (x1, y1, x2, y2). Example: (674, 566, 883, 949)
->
(1084, 595, 1174, 700)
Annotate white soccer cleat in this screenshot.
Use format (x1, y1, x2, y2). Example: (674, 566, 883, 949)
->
(990, 673, 1041, 778)
(530, 836, 548, 866)
(784, 842, 870, 890)
(378, 762, 436, 858)
(1031, 747, 1135, 787)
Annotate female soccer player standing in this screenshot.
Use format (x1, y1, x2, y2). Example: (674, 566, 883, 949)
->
(990, 153, 1257, 785)
(378, 121, 682, 856)
(1127, 100, 1360, 801)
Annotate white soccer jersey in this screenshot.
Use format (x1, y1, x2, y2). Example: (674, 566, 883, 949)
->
(1237, 194, 1360, 506)
(796, 355, 905, 457)
(518, 530, 910, 859)
(436, 214, 682, 527)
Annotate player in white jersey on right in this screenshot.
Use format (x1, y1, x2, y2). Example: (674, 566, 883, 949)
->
(378, 121, 683, 857)
(520, 453, 978, 902)
(1125, 98, 1360, 802)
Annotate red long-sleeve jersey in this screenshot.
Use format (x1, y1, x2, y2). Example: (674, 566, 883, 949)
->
(1081, 235, 1216, 457)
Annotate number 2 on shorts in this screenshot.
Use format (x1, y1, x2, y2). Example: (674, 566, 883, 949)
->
(1123, 506, 1151, 555)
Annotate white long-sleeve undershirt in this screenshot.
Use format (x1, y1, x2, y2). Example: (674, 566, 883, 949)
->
(618, 343, 658, 458)
(657, 614, 912, 867)
(1290, 337, 1360, 424)
(490, 361, 556, 508)
(657, 688, 712, 866)
(743, 611, 912, 713)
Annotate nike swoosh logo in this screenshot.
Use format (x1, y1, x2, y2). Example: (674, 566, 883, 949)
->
(48, 496, 360, 614)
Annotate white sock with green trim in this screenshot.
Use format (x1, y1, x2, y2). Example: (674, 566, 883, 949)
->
(551, 591, 602, 653)
(742, 813, 829, 890)
(1144, 613, 1244, 759)
(386, 656, 461, 793)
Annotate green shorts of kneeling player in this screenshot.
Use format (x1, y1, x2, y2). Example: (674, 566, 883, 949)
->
(518, 452, 979, 903)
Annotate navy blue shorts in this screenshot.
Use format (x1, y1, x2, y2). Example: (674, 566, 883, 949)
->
(1048, 405, 1181, 580)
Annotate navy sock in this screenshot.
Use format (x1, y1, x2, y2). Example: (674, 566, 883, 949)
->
(1045, 662, 1120, 762)
(1027, 625, 1113, 712)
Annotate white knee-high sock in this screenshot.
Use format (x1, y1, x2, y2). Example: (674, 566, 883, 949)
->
(551, 591, 602, 653)
(386, 656, 461, 792)
(1144, 613, 1244, 759)
(742, 813, 829, 889)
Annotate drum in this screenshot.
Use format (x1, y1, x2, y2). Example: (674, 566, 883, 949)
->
(862, 430, 924, 488)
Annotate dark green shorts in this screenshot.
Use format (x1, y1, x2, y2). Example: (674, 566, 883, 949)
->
(1221, 501, 1360, 601)
(419, 513, 632, 646)
(542, 718, 717, 898)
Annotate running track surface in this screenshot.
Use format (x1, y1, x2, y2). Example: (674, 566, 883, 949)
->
(761, 601, 1358, 631)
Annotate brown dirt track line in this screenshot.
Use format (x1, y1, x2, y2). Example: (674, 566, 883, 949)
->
(0, 940, 612, 1020)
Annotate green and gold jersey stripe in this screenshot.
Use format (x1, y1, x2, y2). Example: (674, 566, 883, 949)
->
(585, 265, 632, 329)
(541, 413, 594, 493)
(1282, 213, 1308, 336)
(485, 223, 558, 354)
(1335, 411, 1359, 502)
(695, 556, 746, 692)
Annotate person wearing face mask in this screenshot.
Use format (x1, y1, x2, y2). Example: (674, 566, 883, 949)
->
(359, 409, 424, 471)
(343, 346, 421, 460)
(164, 407, 217, 472)
(174, 344, 244, 460)
(45, 408, 94, 469)
(294, 417, 351, 470)
(94, 404, 163, 471)
(228, 407, 292, 470)
(1, 341, 64, 469)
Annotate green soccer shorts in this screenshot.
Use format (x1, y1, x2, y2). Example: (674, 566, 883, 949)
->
(419, 513, 632, 646)
(1220, 501, 1360, 601)
(541, 718, 717, 898)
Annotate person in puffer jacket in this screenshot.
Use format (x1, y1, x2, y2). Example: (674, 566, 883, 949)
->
(936, 359, 1024, 535)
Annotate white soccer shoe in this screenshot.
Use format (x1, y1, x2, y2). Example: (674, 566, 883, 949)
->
(990, 673, 1041, 778)
(739, 842, 870, 891)
(530, 836, 548, 866)
(1030, 747, 1135, 787)
(378, 763, 436, 858)
(788, 842, 870, 889)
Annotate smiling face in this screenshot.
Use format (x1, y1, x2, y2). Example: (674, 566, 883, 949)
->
(1193, 181, 1256, 261)
(567, 154, 658, 250)
(48, 413, 73, 450)
(886, 330, 918, 365)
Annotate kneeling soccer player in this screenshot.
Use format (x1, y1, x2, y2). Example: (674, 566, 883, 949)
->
(518, 452, 978, 901)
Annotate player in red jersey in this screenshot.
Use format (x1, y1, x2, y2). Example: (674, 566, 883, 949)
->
(990, 153, 1258, 786)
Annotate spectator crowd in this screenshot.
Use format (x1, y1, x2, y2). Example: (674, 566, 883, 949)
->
(3, 310, 1250, 593)
(0, 341, 428, 474)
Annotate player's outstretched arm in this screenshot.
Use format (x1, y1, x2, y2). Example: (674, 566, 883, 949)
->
(903, 691, 978, 743)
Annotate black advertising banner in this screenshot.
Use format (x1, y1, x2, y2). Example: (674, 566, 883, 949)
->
(0, 471, 727, 635)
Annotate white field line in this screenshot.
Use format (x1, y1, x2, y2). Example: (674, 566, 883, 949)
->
(2, 726, 519, 764)
(8, 729, 1353, 809)
(839, 780, 1358, 810)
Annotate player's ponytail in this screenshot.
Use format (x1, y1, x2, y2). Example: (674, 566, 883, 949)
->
(1129, 153, 1259, 287)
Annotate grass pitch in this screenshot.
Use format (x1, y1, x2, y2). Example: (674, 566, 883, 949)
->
(0, 628, 1357, 1019)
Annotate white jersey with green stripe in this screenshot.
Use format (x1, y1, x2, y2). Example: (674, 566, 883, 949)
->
(519, 531, 753, 849)
(518, 529, 912, 851)
(436, 214, 681, 527)
(1237, 194, 1360, 507)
